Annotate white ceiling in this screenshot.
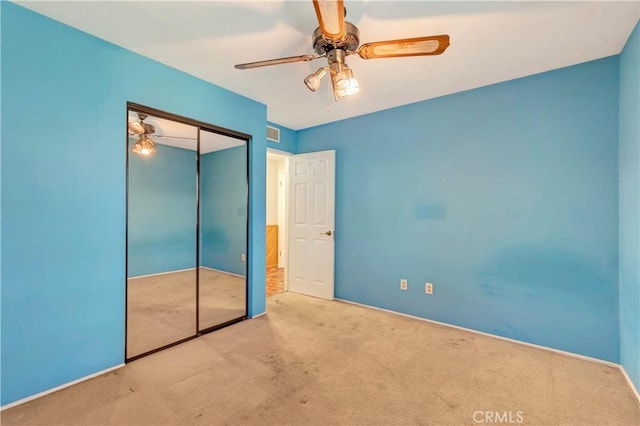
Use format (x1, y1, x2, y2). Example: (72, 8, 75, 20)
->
(21, 1, 639, 130)
(128, 111, 244, 154)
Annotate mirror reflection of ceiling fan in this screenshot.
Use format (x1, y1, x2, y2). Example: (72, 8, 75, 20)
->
(128, 113, 196, 157)
(235, 0, 450, 101)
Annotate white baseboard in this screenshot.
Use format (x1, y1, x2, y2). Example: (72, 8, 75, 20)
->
(128, 267, 196, 280)
(0, 363, 125, 411)
(335, 298, 621, 368)
(251, 311, 267, 319)
(619, 365, 640, 403)
(200, 266, 246, 279)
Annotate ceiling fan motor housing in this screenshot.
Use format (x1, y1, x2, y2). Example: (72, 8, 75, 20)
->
(312, 21, 360, 55)
(136, 113, 156, 134)
(141, 123, 155, 134)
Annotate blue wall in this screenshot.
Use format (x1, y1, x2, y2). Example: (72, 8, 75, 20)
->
(127, 142, 197, 277)
(200, 145, 248, 276)
(297, 57, 621, 362)
(619, 21, 640, 391)
(267, 121, 297, 153)
(1, 2, 267, 406)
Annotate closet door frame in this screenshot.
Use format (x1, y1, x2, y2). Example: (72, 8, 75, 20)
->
(125, 102, 251, 362)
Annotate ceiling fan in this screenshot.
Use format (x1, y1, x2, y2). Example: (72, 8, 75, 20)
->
(128, 113, 195, 157)
(235, 0, 450, 101)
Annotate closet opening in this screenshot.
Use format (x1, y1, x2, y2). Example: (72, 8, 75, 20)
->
(125, 102, 250, 361)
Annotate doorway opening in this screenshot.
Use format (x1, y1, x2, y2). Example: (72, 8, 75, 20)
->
(265, 148, 336, 302)
(266, 150, 289, 297)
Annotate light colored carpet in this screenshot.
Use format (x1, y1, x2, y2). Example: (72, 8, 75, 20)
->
(198, 268, 246, 329)
(127, 268, 245, 358)
(3, 292, 638, 425)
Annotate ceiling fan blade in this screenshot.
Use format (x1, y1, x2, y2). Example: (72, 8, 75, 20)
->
(357, 35, 450, 59)
(235, 54, 318, 70)
(312, 0, 346, 41)
(128, 121, 145, 135)
(154, 135, 197, 140)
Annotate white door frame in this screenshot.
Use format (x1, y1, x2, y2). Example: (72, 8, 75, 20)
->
(266, 148, 291, 292)
(276, 168, 287, 269)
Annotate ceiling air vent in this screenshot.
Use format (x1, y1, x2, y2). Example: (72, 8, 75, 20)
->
(266, 125, 280, 143)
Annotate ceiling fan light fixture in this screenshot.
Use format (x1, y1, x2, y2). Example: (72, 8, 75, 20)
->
(328, 52, 355, 92)
(334, 76, 359, 99)
(342, 77, 360, 96)
(334, 66, 354, 90)
(132, 134, 157, 157)
(304, 67, 327, 92)
(330, 62, 359, 100)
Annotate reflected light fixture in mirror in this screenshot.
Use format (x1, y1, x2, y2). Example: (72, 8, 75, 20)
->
(132, 134, 157, 157)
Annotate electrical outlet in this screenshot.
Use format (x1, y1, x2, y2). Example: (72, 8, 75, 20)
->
(425, 282, 433, 295)
(400, 279, 408, 291)
(241, 254, 246, 262)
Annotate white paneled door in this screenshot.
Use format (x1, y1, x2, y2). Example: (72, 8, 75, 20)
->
(287, 150, 335, 300)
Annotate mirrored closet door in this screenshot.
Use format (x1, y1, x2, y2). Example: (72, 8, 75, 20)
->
(198, 129, 248, 331)
(126, 103, 249, 361)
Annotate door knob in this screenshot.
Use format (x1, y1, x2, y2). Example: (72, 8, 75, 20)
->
(321, 230, 333, 236)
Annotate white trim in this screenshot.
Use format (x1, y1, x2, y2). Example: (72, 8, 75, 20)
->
(267, 147, 292, 157)
(200, 266, 246, 279)
(266, 150, 290, 293)
(251, 311, 267, 319)
(335, 298, 620, 368)
(128, 267, 196, 280)
(0, 363, 125, 411)
(619, 365, 640, 403)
